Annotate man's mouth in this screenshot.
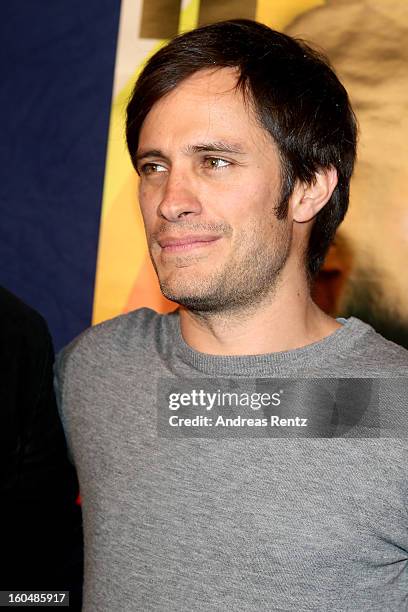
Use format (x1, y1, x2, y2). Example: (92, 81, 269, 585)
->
(157, 234, 221, 253)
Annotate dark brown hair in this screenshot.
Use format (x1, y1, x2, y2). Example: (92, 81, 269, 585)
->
(126, 19, 357, 277)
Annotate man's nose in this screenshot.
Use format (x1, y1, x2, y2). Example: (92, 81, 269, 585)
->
(157, 170, 202, 221)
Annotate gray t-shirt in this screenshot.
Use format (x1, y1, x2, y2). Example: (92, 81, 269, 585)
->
(55, 309, 408, 611)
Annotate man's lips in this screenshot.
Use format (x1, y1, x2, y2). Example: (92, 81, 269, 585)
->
(157, 234, 222, 253)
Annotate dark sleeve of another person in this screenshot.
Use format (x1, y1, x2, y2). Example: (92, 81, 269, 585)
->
(0, 287, 83, 610)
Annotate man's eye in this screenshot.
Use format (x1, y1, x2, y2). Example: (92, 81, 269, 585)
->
(139, 163, 167, 175)
(202, 157, 230, 170)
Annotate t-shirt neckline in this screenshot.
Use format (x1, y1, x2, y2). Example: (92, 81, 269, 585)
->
(168, 313, 370, 376)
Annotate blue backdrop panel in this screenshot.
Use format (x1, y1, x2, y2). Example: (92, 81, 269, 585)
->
(0, 1, 121, 351)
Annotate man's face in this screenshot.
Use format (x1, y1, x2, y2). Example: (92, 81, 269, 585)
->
(136, 68, 293, 313)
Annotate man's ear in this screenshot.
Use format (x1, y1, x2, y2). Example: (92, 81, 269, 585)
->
(292, 166, 338, 223)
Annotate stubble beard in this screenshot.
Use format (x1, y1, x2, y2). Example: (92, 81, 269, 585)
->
(151, 218, 293, 315)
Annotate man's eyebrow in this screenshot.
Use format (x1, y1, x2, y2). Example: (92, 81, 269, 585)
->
(134, 149, 168, 164)
(135, 141, 247, 163)
(183, 141, 247, 155)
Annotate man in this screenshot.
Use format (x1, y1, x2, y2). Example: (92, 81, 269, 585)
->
(0, 286, 83, 609)
(55, 20, 408, 611)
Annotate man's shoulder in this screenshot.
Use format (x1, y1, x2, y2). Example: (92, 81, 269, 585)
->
(348, 317, 408, 374)
(56, 307, 170, 373)
(0, 286, 54, 375)
(0, 285, 49, 341)
(72, 306, 163, 345)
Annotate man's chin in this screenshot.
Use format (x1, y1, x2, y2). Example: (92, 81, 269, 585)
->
(160, 288, 213, 311)
(156, 266, 215, 302)
(158, 281, 229, 313)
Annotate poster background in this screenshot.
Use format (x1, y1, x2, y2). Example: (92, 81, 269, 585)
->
(0, 1, 120, 350)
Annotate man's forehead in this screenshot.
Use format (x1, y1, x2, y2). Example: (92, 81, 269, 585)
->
(144, 67, 247, 121)
(170, 66, 242, 95)
(138, 69, 267, 147)
(137, 67, 279, 160)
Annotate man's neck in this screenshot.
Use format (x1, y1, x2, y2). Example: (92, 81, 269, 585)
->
(178, 276, 341, 356)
